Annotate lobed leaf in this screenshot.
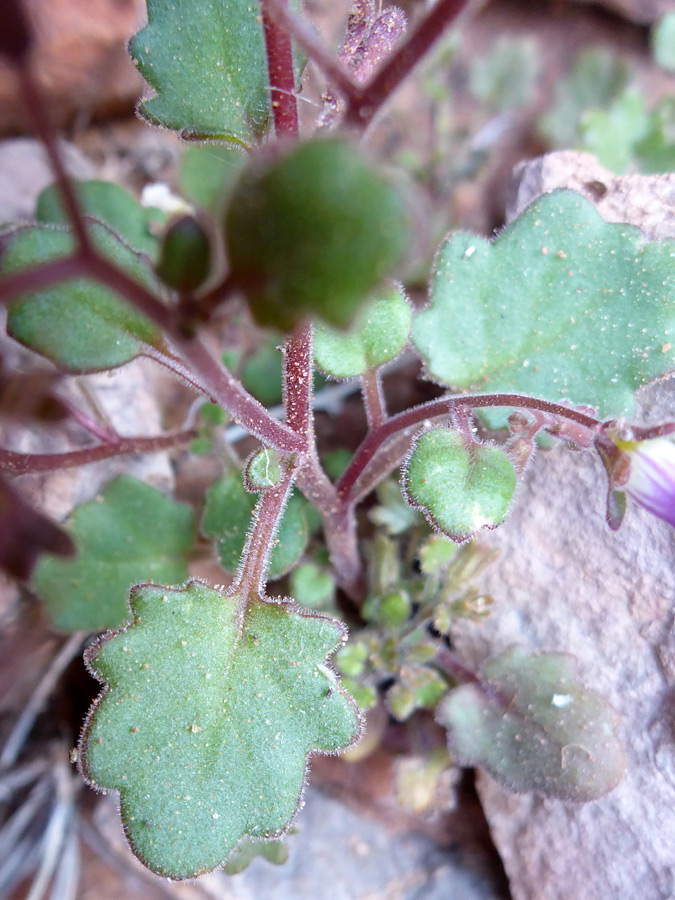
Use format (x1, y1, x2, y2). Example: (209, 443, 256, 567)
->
(31, 476, 194, 631)
(201, 472, 308, 579)
(80, 580, 360, 878)
(129, 0, 271, 145)
(413, 190, 675, 427)
(438, 646, 625, 801)
(3, 222, 162, 373)
(313, 285, 411, 379)
(403, 427, 516, 542)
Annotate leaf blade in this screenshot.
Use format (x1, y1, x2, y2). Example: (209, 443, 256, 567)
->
(80, 581, 360, 879)
(413, 191, 675, 427)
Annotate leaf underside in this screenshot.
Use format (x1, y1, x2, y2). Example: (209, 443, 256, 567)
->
(3, 222, 161, 373)
(31, 476, 195, 631)
(80, 580, 360, 879)
(129, 0, 271, 145)
(438, 646, 626, 801)
(413, 190, 675, 427)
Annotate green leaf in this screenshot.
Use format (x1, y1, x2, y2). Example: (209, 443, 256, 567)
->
(156, 215, 212, 291)
(538, 49, 630, 147)
(403, 428, 516, 542)
(314, 285, 411, 378)
(437, 646, 626, 801)
(413, 190, 675, 427)
(80, 580, 360, 878)
(653, 12, 675, 73)
(241, 336, 284, 407)
(289, 563, 336, 612)
(201, 472, 308, 579)
(128, 0, 271, 145)
(31, 476, 194, 631)
(36, 180, 163, 258)
(245, 448, 283, 492)
(178, 144, 246, 214)
(3, 223, 162, 373)
(579, 91, 651, 174)
(469, 36, 538, 113)
(222, 835, 289, 875)
(225, 138, 415, 331)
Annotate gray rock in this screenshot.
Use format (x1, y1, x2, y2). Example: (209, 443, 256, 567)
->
(451, 379, 675, 900)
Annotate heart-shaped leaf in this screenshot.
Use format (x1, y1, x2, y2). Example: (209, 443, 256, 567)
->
(437, 646, 625, 801)
(31, 476, 194, 631)
(403, 427, 516, 541)
(3, 222, 162, 373)
(79, 580, 360, 878)
(201, 472, 308, 579)
(412, 190, 675, 427)
(313, 285, 411, 378)
(225, 138, 415, 331)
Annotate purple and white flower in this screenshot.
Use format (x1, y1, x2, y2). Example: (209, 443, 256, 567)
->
(621, 438, 675, 527)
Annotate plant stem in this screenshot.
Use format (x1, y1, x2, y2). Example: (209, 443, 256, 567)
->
(337, 392, 600, 502)
(0, 255, 90, 305)
(18, 65, 92, 254)
(361, 369, 387, 428)
(9, 63, 304, 456)
(264, 0, 474, 131)
(261, 0, 299, 136)
(0, 430, 196, 475)
(234, 464, 294, 602)
(342, 0, 474, 130)
(263, 0, 359, 104)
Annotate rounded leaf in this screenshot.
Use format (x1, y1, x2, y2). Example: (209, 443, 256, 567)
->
(3, 223, 161, 373)
(225, 138, 414, 331)
(403, 428, 516, 542)
(313, 285, 411, 378)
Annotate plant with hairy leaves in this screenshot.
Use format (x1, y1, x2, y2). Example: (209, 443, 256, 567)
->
(0, 0, 673, 884)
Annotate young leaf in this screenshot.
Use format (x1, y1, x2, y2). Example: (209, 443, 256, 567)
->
(36, 180, 163, 258)
(128, 0, 270, 145)
(3, 223, 162, 373)
(403, 428, 516, 542)
(201, 472, 308, 579)
(222, 835, 289, 875)
(79, 580, 360, 879)
(413, 190, 675, 427)
(313, 284, 411, 379)
(225, 138, 415, 331)
(437, 646, 625, 801)
(31, 476, 194, 631)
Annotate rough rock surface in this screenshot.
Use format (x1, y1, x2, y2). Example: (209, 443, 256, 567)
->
(88, 786, 508, 900)
(506, 151, 675, 242)
(450, 380, 675, 900)
(0, 138, 95, 222)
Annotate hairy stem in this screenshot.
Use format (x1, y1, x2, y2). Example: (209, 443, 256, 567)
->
(262, 0, 300, 136)
(235, 465, 294, 602)
(342, 0, 474, 130)
(18, 64, 92, 253)
(0, 430, 197, 476)
(361, 369, 387, 428)
(337, 392, 600, 503)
